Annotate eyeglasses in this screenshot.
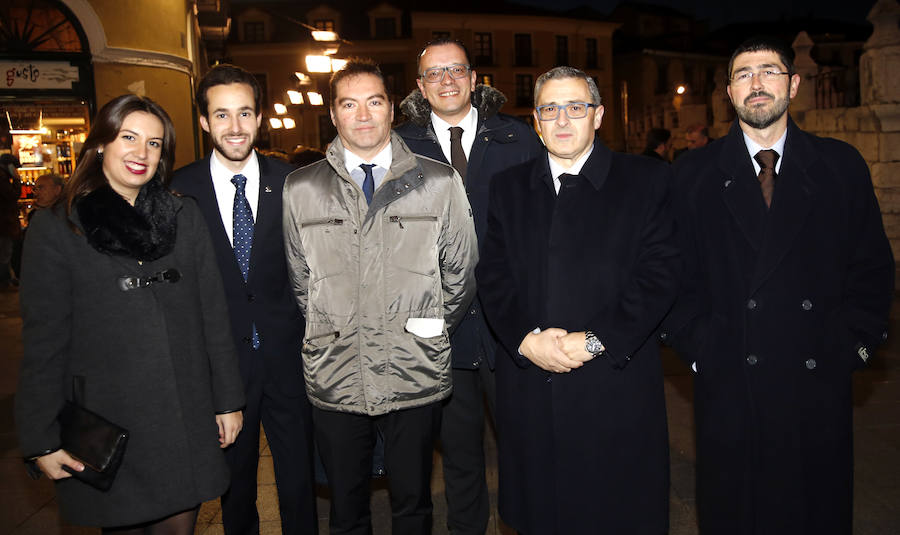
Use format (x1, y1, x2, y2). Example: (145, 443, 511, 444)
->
(730, 70, 790, 86)
(535, 102, 596, 121)
(420, 64, 470, 83)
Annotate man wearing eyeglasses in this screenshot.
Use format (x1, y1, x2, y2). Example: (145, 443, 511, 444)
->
(476, 66, 679, 534)
(395, 38, 542, 535)
(661, 36, 893, 534)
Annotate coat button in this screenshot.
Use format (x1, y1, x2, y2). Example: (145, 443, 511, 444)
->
(805, 358, 817, 370)
(747, 299, 757, 310)
(801, 299, 812, 311)
(659, 331, 669, 342)
(247, 294, 255, 302)
(746, 354, 758, 365)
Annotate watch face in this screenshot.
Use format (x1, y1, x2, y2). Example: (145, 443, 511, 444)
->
(585, 336, 603, 355)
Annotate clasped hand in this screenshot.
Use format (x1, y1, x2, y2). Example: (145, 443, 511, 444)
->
(518, 329, 595, 373)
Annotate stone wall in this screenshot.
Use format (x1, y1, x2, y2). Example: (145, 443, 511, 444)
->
(793, 0, 900, 285)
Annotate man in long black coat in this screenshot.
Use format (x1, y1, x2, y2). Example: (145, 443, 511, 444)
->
(477, 66, 679, 534)
(661, 36, 894, 534)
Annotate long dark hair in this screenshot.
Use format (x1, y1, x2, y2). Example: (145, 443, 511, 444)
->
(64, 94, 176, 216)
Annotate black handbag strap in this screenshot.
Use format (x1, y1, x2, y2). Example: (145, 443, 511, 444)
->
(72, 376, 86, 406)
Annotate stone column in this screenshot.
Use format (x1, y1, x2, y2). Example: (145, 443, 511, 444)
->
(791, 31, 817, 114)
(859, 0, 900, 282)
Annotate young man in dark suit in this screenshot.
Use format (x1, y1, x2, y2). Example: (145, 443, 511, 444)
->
(476, 66, 679, 534)
(395, 38, 543, 535)
(171, 64, 315, 535)
(661, 36, 894, 534)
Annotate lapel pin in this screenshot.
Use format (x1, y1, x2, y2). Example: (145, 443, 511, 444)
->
(264, 186, 272, 193)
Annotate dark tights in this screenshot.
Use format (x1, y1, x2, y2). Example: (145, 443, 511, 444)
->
(102, 506, 199, 535)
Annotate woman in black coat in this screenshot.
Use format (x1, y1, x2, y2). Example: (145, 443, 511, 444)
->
(16, 95, 245, 533)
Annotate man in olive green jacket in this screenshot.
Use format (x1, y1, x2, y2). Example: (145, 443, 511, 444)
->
(282, 59, 477, 534)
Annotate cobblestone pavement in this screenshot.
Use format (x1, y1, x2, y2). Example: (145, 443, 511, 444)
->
(1, 289, 897, 534)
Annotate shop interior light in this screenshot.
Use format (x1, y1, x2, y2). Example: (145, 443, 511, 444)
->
(274, 103, 287, 114)
(287, 90, 304, 105)
(675, 84, 687, 95)
(307, 92, 324, 106)
(283, 118, 296, 129)
(9, 129, 43, 135)
(331, 58, 347, 71)
(312, 30, 339, 42)
(295, 72, 311, 84)
(306, 55, 332, 73)
(269, 118, 283, 129)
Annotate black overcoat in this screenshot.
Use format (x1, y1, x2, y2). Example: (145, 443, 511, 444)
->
(661, 119, 894, 534)
(476, 140, 680, 534)
(16, 196, 245, 527)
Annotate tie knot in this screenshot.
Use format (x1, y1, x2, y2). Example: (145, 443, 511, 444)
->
(231, 174, 247, 190)
(558, 172, 580, 184)
(449, 126, 463, 141)
(754, 149, 778, 171)
(359, 163, 375, 175)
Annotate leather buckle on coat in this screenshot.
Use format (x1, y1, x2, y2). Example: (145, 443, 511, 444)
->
(117, 269, 181, 292)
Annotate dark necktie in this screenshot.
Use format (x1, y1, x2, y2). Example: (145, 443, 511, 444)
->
(449, 126, 467, 184)
(557, 172, 578, 193)
(360, 163, 375, 205)
(231, 174, 259, 349)
(754, 149, 779, 209)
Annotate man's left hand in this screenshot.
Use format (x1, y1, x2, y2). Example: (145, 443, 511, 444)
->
(557, 331, 595, 362)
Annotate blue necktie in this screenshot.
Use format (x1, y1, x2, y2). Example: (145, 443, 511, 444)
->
(232, 174, 260, 349)
(360, 163, 375, 204)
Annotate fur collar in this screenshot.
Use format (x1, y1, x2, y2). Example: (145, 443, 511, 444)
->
(399, 84, 508, 127)
(76, 177, 178, 261)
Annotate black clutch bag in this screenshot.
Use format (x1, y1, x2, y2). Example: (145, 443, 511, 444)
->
(58, 376, 129, 491)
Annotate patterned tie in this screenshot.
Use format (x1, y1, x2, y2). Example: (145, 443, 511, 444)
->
(360, 163, 375, 205)
(449, 126, 467, 184)
(231, 174, 260, 349)
(754, 149, 779, 209)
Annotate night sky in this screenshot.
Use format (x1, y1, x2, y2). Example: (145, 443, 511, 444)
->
(511, 0, 879, 29)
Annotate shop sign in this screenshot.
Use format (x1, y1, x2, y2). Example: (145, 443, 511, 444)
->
(3, 61, 79, 90)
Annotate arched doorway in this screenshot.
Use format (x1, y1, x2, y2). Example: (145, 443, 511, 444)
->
(1, 0, 95, 192)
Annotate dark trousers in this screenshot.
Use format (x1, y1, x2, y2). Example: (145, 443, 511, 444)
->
(313, 402, 442, 535)
(221, 356, 316, 535)
(440, 365, 496, 535)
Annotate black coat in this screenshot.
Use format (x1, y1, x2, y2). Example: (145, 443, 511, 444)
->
(171, 154, 305, 395)
(16, 196, 244, 527)
(476, 140, 680, 534)
(661, 119, 894, 534)
(396, 86, 544, 368)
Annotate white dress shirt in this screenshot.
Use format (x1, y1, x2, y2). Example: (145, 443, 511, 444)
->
(210, 150, 260, 246)
(431, 105, 478, 163)
(343, 142, 393, 194)
(548, 146, 594, 194)
(743, 129, 787, 175)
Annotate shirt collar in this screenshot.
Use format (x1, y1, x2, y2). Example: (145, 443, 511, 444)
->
(210, 149, 259, 182)
(430, 104, 478, 132)
(548, 145, 594, 181)
(343, 141, 393, 175)
(742, 128, 787, 173)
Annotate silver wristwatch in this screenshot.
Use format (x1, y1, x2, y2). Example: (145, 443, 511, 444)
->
(585, 331, 605, 356)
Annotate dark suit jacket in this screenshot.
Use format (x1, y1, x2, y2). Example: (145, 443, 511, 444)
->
(661, 119, 894, 534)
(396, 112, 542, 369)
(172, 153, 304, 395)
(476, 139, 679, 534)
